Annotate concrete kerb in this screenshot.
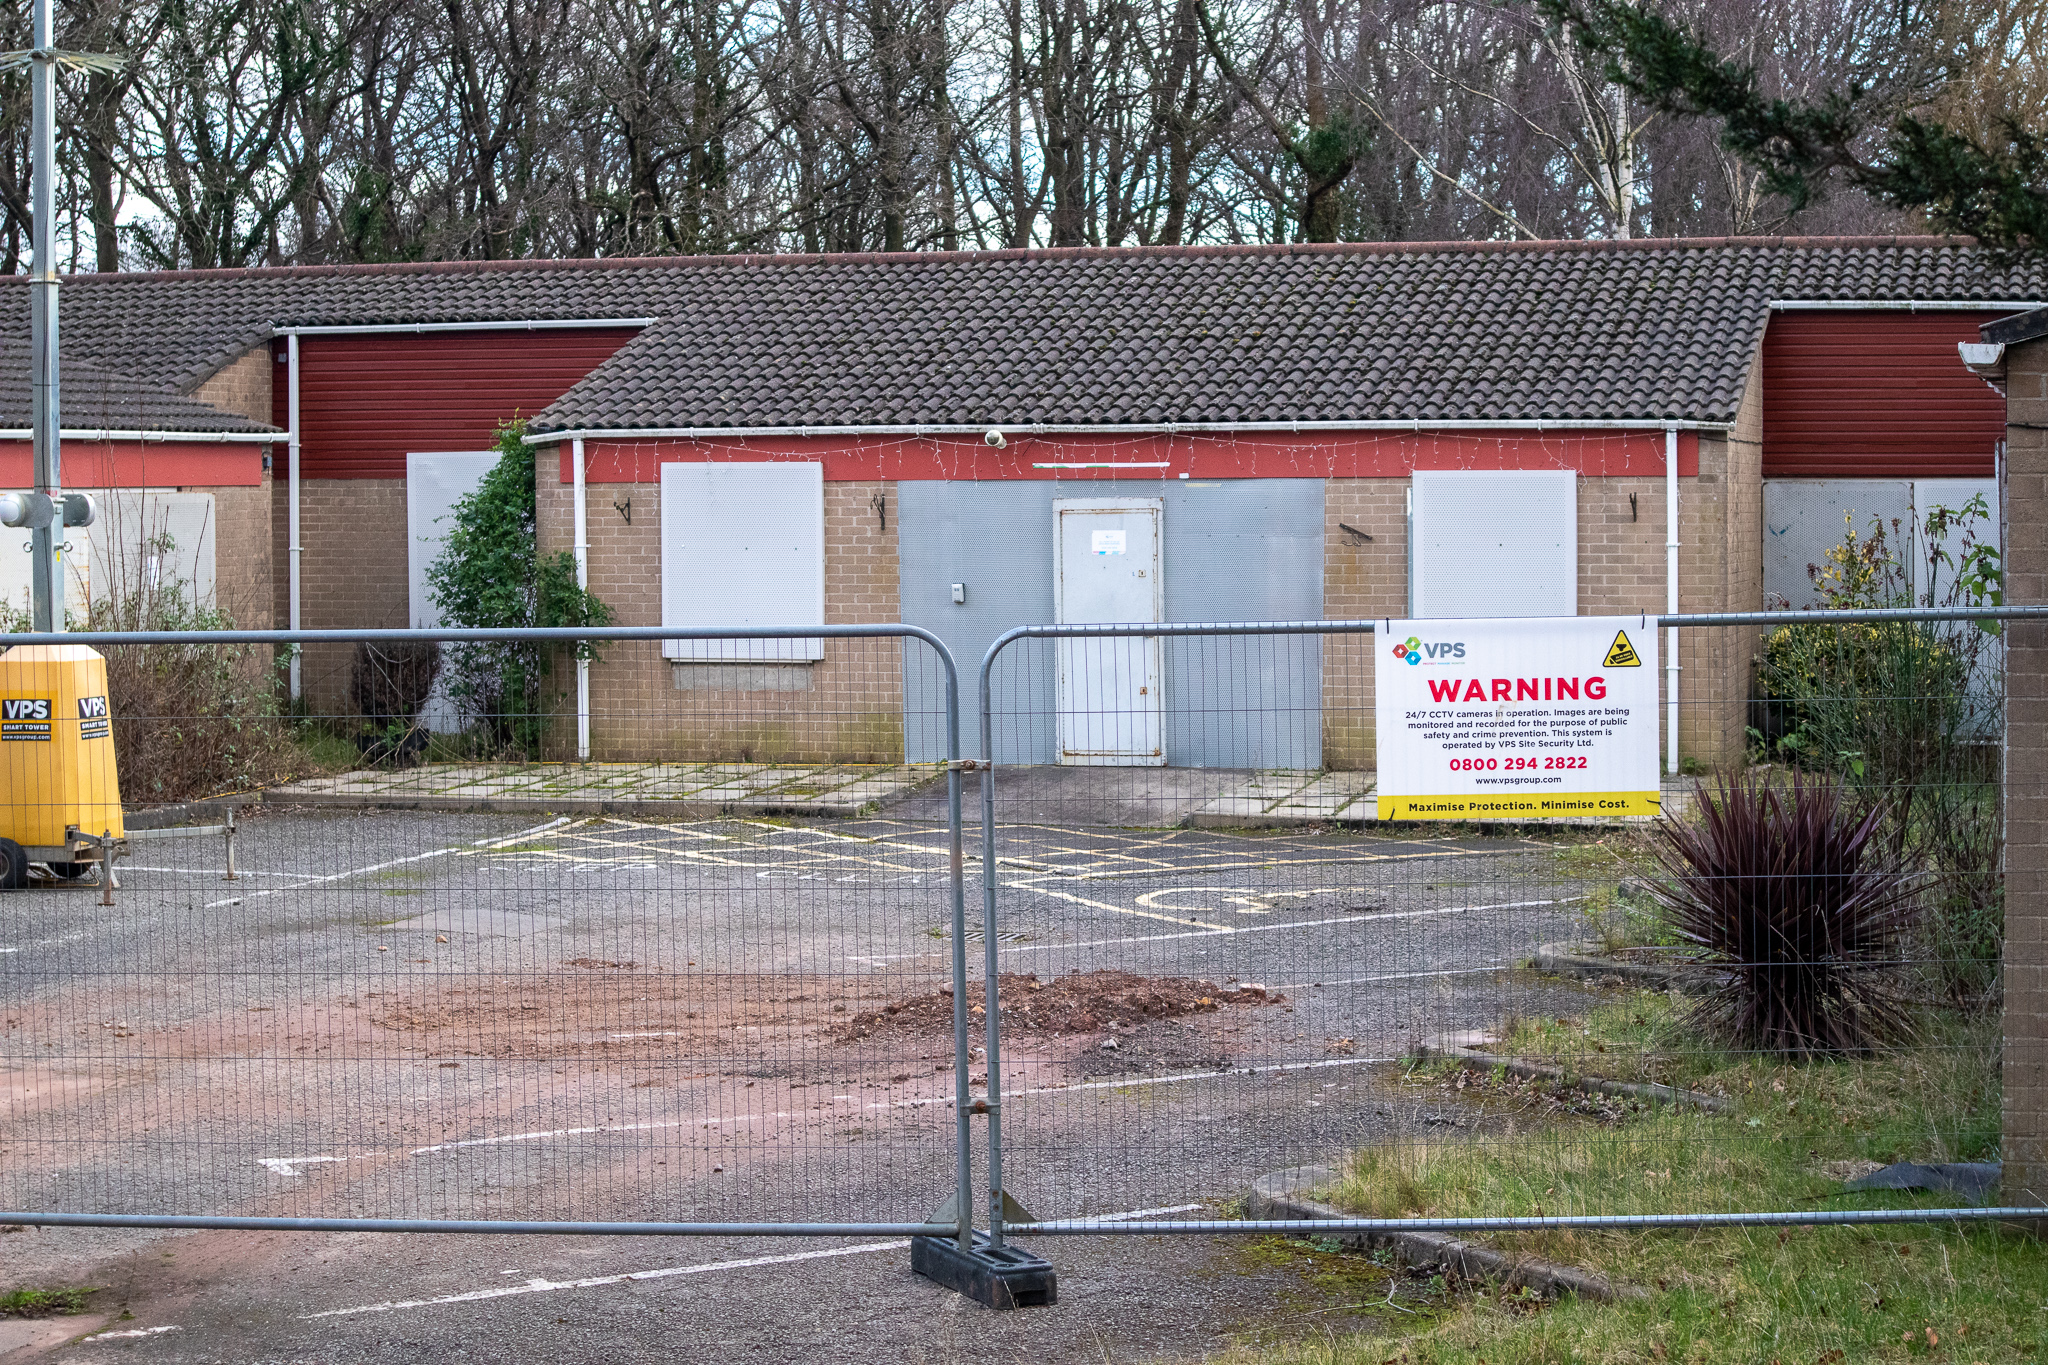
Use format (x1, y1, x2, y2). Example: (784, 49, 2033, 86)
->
(1525, 940, 1722, 995)
(1243, 1165, 1646, 1303)
(1413, 1038, 1734, 1114)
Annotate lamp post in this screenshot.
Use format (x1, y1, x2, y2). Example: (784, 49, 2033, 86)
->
(0, 1, 122, 630)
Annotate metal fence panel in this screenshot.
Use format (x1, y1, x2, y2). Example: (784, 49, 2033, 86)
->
(973, 613, 2038, 1241)
(0, 625, 972, 1241)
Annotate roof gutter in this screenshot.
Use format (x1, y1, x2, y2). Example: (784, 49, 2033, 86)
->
(0, 427, 277, 443)
(1958, 342, 2007, 394)
(271, 318, 655, 337)
(1771, 299, 2048, 311)
(526, 417, 1736, 445)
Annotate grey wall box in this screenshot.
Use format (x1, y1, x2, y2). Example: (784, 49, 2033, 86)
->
(897, 478, 1325, 767)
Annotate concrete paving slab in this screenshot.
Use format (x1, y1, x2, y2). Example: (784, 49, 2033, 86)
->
(886, 765, 1258, 827)
(260, 762, 940, 818)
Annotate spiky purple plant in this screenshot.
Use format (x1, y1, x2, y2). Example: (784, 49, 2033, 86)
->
(1651, 772, 1919, 1058)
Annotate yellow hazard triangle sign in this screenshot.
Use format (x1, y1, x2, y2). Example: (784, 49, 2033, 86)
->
(1603, 630, 1642, 667)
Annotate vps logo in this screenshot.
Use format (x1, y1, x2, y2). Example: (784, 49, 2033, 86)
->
(1389, 636, 1465, 666)
(2, 698, 50, 721)
(77, 695, 108, 719)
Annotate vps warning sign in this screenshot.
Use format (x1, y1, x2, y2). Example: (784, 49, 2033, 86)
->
(1376, 616, 1660, 821)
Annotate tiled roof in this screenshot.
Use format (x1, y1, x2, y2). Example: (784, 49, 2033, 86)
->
(0, 354, 278, 434)
(0, 238, 2040, 434)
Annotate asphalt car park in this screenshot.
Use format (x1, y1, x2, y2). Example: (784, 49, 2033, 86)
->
(0, 806, 1607, 1362)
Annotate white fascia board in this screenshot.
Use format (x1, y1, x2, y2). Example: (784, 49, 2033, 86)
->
(1770, 299, 2048, 311)
(0, 428, 278, 442)
(527, 417, 1733, 445)
(272, 317, 656, 336)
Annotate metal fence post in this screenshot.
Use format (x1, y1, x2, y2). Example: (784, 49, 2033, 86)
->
(979, 655, 1007, 1247)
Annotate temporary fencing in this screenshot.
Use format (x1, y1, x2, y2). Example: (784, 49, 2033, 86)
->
(0, 625, 977, 1244)
(970, 610, 2039, 1242)
(0, 608, 2038, 1273)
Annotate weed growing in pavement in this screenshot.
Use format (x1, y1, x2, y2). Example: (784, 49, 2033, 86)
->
(0, 1287, 99, 1317)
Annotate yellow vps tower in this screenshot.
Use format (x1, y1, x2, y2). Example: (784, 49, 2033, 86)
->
(0, 644, 123, 887)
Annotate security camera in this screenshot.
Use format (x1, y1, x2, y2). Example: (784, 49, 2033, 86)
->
(983, 429, 1007, 449)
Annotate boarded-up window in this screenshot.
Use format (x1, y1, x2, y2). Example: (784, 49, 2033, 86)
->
(81, 489, 218, 607)
(660, 462, 824, 660)
(1410, 470, 1577, 618)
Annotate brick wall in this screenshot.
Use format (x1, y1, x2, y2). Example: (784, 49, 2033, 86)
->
(1322, 480, 1408, 768)
(189, 347, 272, 426)
(537, 459, 905, 762)
(2003, 331, 2048, 1208)
(173, 347, 278, 629)
(210, 481, 274, 628)
(294, 479, 412, 713)
(1674, 346, 1767, 772)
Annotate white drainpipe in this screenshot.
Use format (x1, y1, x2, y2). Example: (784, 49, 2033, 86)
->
(287, 333, 302, 701)
(1665, 425, 1680, 775)
(573, 436, 590, 761)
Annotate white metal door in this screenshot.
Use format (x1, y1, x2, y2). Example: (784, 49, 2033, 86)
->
(1054, 498, 1164, 766)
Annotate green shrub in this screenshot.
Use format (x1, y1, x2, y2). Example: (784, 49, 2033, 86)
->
(1753, 499, 2003, 1006)
(423, 419, 611, 757)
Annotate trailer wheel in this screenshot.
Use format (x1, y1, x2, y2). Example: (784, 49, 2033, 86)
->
(0, 840, 27, 891)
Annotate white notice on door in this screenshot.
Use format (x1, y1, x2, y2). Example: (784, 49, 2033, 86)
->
(1090, 529, 1127, 556)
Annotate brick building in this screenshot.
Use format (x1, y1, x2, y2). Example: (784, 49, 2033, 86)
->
(3, 237, 2041, 769)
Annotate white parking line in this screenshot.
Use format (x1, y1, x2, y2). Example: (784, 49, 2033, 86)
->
(264, 1046, 1402, 1176)
(845, 896, 1584, 964)
(1275, 964, 1515, 989)
(0, 930, 85, 955)
(205, 817, 575, 907)
(302, 1202, 1209, 1320)
(85, 1324, 182, 1340)
(1019, 884, 1231, 931)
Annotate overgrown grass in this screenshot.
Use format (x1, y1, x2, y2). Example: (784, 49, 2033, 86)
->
(1215, 996, 2042, 1365)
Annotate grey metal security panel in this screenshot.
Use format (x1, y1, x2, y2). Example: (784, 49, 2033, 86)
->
(1054, 498, 1164, 765)
(1762, 480, 1911, 608)
(896, 478, 1323, 767)
(660, 462, 824, 661)
(1912, 478, 1999, 603)
(1411, 470, 1576, 618)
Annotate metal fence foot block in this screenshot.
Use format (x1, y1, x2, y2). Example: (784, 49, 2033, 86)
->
(911, 1234, 1057, 1308)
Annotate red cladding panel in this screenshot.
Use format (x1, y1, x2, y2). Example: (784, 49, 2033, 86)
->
(0, 441, 261, 487)
(1762, 311, 2006, 478)
(273, 328, 638, 479)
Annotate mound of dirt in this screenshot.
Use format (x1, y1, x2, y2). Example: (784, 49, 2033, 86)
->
(832, 970, 1280, 1043)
